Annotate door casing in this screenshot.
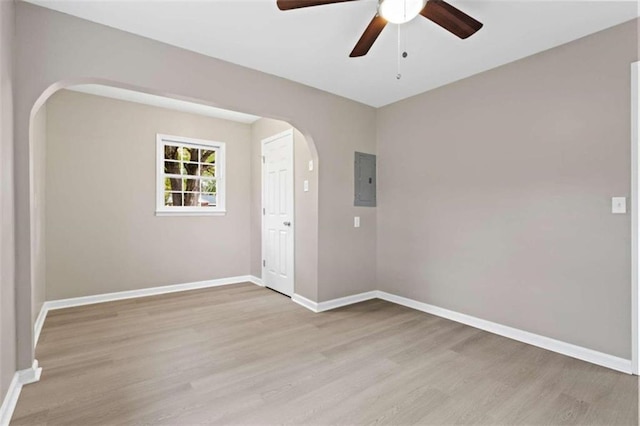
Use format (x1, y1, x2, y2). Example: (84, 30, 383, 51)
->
(631, 61, 639, 374)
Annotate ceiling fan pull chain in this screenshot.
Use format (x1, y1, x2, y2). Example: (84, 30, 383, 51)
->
(396, 24, 402, 80)
(405, 23, 409, 57)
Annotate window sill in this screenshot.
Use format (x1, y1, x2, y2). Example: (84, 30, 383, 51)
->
(155, 210, 227, 217)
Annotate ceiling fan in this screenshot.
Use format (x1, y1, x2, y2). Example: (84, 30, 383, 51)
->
(276, 0, 483, 57)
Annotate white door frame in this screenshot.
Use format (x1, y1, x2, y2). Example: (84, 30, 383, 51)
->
(632, 61, 639, 375)
(261, 128, 295, 295)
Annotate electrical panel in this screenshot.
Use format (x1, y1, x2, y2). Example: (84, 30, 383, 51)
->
(354, 152, 376, 207)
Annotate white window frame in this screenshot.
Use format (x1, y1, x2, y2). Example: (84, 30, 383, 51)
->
(155, 134, 226, 216)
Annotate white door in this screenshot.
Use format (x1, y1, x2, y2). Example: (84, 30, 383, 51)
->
(262, 130, 294, 296)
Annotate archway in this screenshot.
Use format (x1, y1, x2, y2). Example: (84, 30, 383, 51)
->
(25, 79, 320, 369)
(14, 5, 379, 375)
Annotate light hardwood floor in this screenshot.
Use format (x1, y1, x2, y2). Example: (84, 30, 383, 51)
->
(11, 283, 639, 425)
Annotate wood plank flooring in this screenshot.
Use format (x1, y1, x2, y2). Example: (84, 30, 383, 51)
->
(11, 283, 639, 425)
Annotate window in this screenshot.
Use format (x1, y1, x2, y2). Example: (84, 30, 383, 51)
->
(156, 134, 226, 216)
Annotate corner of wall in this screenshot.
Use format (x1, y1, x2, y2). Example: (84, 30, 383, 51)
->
(0, 0, 17, 407)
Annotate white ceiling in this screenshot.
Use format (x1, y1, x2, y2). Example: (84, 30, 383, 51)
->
(68, 84, 262, 123)
(27, 0, 640, 107)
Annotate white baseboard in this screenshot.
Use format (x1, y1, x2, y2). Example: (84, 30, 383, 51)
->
(376, 291, 632, 374)
(34, 275, 263, 348)
(16, 360, 42, 386)
(293, 289, 633, 374)
(0, 374, 20, 426)
(45, 275, 257, 311)
(249, 275, 264, 287)
(317, 291, 378, 312)
(31, 276, 633, 375)
(292, 291, 377, 313)
(0, 361, 42, 426)
(292, 293, 319, 312)
(33, 304, 47, 347)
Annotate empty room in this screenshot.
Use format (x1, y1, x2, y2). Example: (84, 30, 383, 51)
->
(0, 0, 639, 425)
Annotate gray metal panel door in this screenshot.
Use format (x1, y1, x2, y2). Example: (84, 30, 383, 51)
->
(354, 152, 376, 207)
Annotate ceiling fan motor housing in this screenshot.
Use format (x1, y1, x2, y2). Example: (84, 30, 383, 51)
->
(378, 0, 427, 24)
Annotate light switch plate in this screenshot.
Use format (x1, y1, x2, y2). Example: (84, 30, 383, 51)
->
(354, 216, 360, 228)
(303, 180, 309, 192)
(308, 160, 313, 171)
(612, 197, 627, 214)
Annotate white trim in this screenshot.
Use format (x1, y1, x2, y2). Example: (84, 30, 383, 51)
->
(292, 289, 633, 374)
(292, 293, 319, 313)
(376, 291, 632, 374)
(261, 129, 295, 296)
(33, 304, 47, 347)
(0, 361, 42, 426)
(43, 275, 257, 312)
(155, 133, 226, 216)
(155, 210, 226, 217)
(632, 60, 639, 375)
(28, 274, 632, 379)
(294, 292, 383, 313)
(316, 291, 378, 312)
(17, 360, 42, 386)
(0, 374, 20, 426)
(249, 275, 264, 287)
(33, 276, 266, 349)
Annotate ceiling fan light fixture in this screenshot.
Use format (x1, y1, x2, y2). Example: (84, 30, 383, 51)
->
(378, 0, 427, 24)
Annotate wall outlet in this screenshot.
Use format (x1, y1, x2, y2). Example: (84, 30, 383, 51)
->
(308, 160, 314, 171)
(303, 180, 309, 192)
(354, 216, 360, 228)
(612, 197, 627, 214)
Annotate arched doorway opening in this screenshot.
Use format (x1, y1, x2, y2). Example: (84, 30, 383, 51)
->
(26, 80, 320, 366)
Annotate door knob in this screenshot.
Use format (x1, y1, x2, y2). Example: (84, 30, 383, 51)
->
(283, 221, 291, 227)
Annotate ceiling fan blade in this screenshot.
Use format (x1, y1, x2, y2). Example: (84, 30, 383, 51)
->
(276, 0, 358, 11)
(420, 0, 483, 39)
(349, 15, 387, 58)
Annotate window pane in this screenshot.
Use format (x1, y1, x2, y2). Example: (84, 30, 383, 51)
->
(164, 161, 181, 175)
(201, 164, 215, 177)
(201, 149, 216, 164)
(177, 146, 197, 162)
(164, 145, 180, 160)
(183, 178, 199, 193)
(183, 192, 200, 207)
(165, 177, 182, 192)
(200, 179, 217, 193)
(165, 161, 199, 176)
(200, 193, 217, 207)
(164, 192, 183, 207)
(183, 162, 199, 176)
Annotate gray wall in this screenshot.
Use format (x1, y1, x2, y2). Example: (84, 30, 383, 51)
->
(31, 103, 45, 322)
(14, 1, 377, 368)
(250, 118, 318, 300)
(45, 90, 253, 299)
(0, 0, 15, 401)
(377, 19, 639, 359)
(42, 93, 322, 302)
